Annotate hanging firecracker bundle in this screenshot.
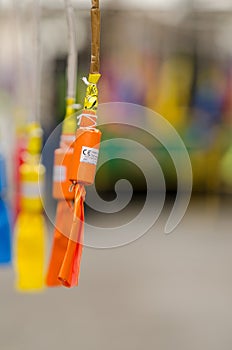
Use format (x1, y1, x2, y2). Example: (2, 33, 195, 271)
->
(14, 0, 47, 292)
(46, 0, 79, 287)
(46, 0, 102, 288)
(14, 124, 46, 291)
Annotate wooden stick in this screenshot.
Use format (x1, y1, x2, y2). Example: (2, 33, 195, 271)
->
(90, 0, 100, 74)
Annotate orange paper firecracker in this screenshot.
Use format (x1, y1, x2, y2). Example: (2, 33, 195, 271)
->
(57, 108, 101, 287)
(46, 0, 79, 287)
(70, 111, 101, 185)
(46, 0, 102, 288)
(53, 134, 75, 200)
(46, 101, 76, 287)
(46, 110, 102, 287)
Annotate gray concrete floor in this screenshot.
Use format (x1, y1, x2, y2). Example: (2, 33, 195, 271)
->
(1, 196, 232, 350)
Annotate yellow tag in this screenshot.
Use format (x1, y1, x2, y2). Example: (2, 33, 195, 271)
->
(84, 86, 98, 110)
(88, 73, 101, 84)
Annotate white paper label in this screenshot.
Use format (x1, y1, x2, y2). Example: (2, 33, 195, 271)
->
(80, 146, 99, 165)
(53, 165, 67, 182)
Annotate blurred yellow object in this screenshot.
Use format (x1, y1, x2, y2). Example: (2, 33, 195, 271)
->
(155, 57, 193, 131)
(62, 97, 77, 134)
(26, 122, 43, 155)
(14, 123, 46, 292)
(14, 213, 46, 291)
(221, 145, 232, 187)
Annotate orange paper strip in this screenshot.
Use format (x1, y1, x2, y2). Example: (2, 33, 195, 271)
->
(46, 200, 73, 286)
(58, 185, 85, 288)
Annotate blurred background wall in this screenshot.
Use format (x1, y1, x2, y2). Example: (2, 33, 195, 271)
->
(0, 0, 232, 196)
(1, 2, 232, 350)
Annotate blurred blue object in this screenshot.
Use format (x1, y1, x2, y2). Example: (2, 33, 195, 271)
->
(0, 154, 12, 265)
(0, 199, 12, 265)
(0, 154, 7, 195)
